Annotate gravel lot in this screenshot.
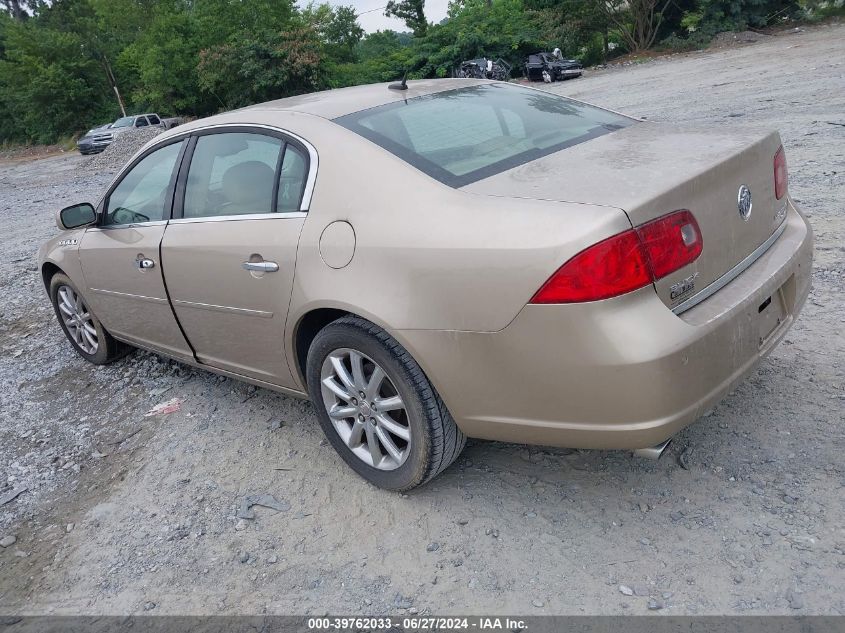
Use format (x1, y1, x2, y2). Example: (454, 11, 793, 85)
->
(1, 23, 843, 616)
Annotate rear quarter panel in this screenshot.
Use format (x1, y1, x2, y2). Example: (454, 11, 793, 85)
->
(269, 111, 631, 332)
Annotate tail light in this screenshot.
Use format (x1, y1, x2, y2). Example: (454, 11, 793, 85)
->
(774, 145, 788, 200)
(530, 210, 702, 304)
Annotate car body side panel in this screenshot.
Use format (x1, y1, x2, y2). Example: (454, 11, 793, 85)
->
(161, 216, 304, 387)
(252, 112, 633, 387)
(37, 229, 87, 292)
(77, 225, 194, 361)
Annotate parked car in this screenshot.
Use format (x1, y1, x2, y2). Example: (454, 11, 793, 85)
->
(524, 52, 583, 82)
(456, 58, 511, 81)
(76, 123, 113, 155)
(41, 79, 812, 490)
(76, 113, 184, 155)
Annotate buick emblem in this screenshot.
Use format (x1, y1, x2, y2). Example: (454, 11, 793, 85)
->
(737, 185, 752, 221)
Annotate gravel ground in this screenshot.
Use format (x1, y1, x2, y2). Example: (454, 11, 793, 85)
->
(0, 23, 843, 616)
(81, 127, 163, 173)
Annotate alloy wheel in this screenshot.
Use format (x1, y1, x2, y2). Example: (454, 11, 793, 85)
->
(57, 285, 98, 355)
(320, 348, 411, 470)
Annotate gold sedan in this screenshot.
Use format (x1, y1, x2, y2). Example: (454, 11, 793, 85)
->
(38, 80, 813, 490)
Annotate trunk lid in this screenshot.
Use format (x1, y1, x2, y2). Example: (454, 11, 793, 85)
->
(463, 122, 787, 310)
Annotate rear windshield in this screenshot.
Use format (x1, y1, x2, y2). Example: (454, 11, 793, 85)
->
(334, 83, 632, 187)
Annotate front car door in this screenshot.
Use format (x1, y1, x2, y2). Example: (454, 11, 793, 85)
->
(160, 127, 314, 387)
(79, 138, 193, 361)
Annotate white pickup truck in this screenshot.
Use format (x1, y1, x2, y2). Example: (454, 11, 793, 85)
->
(77, 113, 184, 155)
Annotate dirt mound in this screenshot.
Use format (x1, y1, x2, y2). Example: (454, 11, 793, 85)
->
(710, 30, 773, 48)
(82, 127, 163, 174)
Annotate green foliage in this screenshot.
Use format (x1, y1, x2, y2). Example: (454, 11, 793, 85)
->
(0, 0, 824, 144)
(0, 14, 113, 142)
(798, 0, 845, 19)
(384, 0, 429, 37)
(197, 27, 323, 108)
(658, 30, 713, 50)
(412, 0, 546, 76)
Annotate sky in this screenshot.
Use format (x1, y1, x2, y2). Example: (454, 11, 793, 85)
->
(328, 0, 450, 33)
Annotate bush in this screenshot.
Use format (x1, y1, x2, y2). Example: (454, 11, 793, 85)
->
(657, 30, 713, 50)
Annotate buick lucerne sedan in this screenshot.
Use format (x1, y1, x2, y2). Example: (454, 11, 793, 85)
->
(39, 80, 813, 490)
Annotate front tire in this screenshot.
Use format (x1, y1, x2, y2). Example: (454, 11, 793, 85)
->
(306, 316, 465, 491)
(49, 273, 130, 365)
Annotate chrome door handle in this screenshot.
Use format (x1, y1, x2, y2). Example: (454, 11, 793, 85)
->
(242, 261, 279, 273)
(136, 258, 155, 270)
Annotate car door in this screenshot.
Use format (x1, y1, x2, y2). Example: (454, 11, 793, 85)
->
(78, 138, 194, 361)
(160, 128, 313, 387)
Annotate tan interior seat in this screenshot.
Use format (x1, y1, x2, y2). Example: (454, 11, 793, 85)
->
(220, 160, 275, 215)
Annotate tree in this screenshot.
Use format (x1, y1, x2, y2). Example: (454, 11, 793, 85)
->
(524, 0, 611, 63)
(197, 27, 324, 109)
(591, 0, 672, 51)
(325, 6, 364, 52)
(384, 0, 428, 37)
(0, 16, 112, 142)
(301, 3, 364, 62)
(413, 0, 545, 76)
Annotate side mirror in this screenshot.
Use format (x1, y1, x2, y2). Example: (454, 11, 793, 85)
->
(57, 203, 97, 230)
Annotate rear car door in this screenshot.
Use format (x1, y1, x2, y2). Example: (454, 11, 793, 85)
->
(79, 138, 194, 361)
(160, 127, 314, 387)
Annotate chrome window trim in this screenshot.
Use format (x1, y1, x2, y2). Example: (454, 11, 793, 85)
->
(97, 123, 319, 214)
(87, 220, 169, 231)
(672, 219, 789, 315)
(169, 211, 307, 225)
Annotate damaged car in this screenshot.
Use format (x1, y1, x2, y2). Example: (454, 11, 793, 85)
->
(457, 57, 511, 81)
(524, 52, 583, 82)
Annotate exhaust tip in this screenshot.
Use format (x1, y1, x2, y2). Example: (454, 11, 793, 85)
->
(633, 438, 672, 461)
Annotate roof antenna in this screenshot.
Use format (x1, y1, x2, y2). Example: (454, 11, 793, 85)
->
(388, 71, 408, 91)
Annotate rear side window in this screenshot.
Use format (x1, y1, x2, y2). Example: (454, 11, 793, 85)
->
(184, 132, 282, 218)
(147, 114, 160, 125)
(335, 83, 632, 187)
(277, 145, 307, 213)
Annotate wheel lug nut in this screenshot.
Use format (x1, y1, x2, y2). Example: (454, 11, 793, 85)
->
(359, 391, 365, 398)
(351, 398, 358, 405)
(358, 414, 365, 422)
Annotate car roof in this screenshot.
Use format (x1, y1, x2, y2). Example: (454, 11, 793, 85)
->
(175, 79, 494, 133)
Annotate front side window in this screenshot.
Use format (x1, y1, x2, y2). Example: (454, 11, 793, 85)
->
(335, 83, 632, 187)
(104, 140, 183, 225)
(183, 132, 308, 218)
(135, 117, 149, 128)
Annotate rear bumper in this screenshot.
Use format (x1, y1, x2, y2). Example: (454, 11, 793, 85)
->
(397, 200, 813, 450)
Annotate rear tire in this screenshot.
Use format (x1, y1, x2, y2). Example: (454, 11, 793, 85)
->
(49, 273, 131, 365)
(306, 315, 466, 491)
